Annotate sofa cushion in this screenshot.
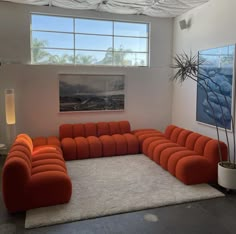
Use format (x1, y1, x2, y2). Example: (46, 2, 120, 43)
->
(60, 121, 131, 140)
(61, 138, 77, 160)
(99, 135, 116, 157)
(87, 136, 102, 158)
(74, 137, 90, 159)
(109, 122, 122, 135)
(112, 134, 127, 155)
(159, 146, 187, 170)
(31, 164, 67, 175)
(167, 150, 198, 176)
(60, 124, 73, 139)
(123, 133, 139, 154)
(176, 130, 192, 146)
(185, 132, 202, 150)
(33, 145, 62, 155)
(169, 127, 183, 143)
(32, 158, 67, 170)
(32, 152, 64, 162)
(97, 122, 110, 136)
(84, 123, 97, 137)
(73, 124, 85, 138)
(11, 137, 33, 155)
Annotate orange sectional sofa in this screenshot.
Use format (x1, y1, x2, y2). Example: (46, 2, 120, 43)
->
(60, 121, 139, 160)
(134, 125, 228, 185)
(2, 134, 72, 213)
(2, 121, 227, 213)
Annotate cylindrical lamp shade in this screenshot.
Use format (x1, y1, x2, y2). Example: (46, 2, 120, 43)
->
(5, 89, 16, 125)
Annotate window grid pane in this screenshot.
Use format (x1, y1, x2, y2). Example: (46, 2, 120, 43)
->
(32, 15, 74, 32)
(114, 22, 148, 37)
(32, 31, 74, 49)
(31, 14, 149, 66)
(75, 18, 113, 35)
(31, 48, 74, 64)
(75, 34, 113, 50)
(114, 36, 148, 52)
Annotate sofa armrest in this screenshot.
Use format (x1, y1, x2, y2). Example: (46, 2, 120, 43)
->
(2, 156, 31, 212)
(175, 156, 212, 184)
(204, 140, 228, 165)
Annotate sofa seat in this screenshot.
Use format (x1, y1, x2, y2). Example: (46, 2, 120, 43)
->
(2, 134, 72, 213)
(60, 121, 139, 160)
(131, 129, 165, 153)
(137, 125, 228, 185)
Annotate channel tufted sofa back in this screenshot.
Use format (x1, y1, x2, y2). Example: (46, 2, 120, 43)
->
(164, 125, 228, 161)
(59, 121, 131, 139)
(60, 121, 139, 160)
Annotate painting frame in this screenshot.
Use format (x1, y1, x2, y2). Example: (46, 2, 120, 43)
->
(59, 73, 125, 113)
(196, 44, 236, 131)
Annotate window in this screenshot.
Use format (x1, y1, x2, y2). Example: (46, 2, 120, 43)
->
(31, 14, 149, 66)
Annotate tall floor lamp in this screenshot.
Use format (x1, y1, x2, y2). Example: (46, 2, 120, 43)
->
(5, 89, 16, 146)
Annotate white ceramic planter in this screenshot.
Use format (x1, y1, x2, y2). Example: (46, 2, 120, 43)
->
(218, 162, 236, 190)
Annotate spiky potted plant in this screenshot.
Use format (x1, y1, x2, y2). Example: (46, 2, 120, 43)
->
(171, 52, 236, 189)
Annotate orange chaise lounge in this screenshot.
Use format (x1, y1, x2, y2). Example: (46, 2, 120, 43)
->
(134, 125, 228, 185)
(2, 134, 72, 213)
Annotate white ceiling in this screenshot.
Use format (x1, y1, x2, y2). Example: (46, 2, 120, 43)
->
(1, 0, 209, 17)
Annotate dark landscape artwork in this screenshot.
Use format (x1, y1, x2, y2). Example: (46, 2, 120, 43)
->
(59, 74, 125, 112)
(196, 45, 235, 130)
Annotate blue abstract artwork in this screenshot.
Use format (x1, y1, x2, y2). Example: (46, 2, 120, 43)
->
(196, 45, 235, 130)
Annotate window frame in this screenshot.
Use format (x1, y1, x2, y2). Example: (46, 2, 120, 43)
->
(30, 13, 150, 67)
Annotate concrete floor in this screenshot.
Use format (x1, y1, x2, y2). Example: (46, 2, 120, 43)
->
(1, 156, 236, 234)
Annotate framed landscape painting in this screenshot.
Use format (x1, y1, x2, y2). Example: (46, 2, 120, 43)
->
(196, 45, 235, 130)
(59, 74, 125, 112)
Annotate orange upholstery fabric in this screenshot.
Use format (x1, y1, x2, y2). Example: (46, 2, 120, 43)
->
(109, 122, 122, 135)
(119, 121, 131, 134)
(99, 135, 116, 157)
(140, 125, 228, 185)
(61, 138, 77, 160)
(84, 123, 97, 137)
(59, 124, 73, 139)
(123, 133, 139, 154)
(176, 156, 212, 184)
(60, 121, 131, 139)
(88, 136, 102, 158)
(2, 134, 72, 213)
(73, 124, 85, 138)
(112, 134, 127, 155)
(142, 136, 163, 155)
(60, 121, 139, 160)
(74, 137, 90, 159)
(97, 122, 110, 136)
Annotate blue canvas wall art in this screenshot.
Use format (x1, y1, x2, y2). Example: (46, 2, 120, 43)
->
(196, 45, 235, 130)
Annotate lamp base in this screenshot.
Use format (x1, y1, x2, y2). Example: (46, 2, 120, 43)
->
(6, 124, 16, 147)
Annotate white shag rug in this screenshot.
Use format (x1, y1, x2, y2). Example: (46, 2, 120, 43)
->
(25, 154, 224, 229)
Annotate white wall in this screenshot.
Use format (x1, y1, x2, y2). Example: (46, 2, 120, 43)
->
(172, 0, 236, 153)
(0, 2, 173, 141)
